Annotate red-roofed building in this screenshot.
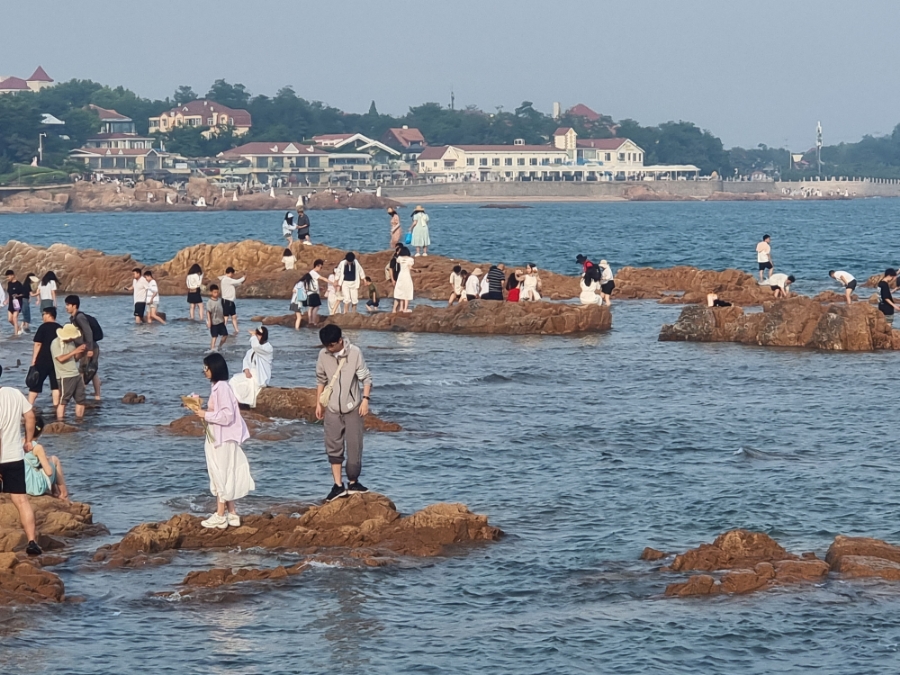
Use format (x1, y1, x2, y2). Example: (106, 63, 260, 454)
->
(220, 142, 333, 186)
(150, 100, 252, 138)
(27, 66, 53, 91)
(69, 146, 178, 176)
(311, 133, 399, 163)
(0, 76, 30, 94)
(566, 103, 601, 121)
(0, 66, 55, 94)
(381, 126, 426, 160)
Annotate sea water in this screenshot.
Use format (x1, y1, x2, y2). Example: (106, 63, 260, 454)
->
(0, 202, 898, 674)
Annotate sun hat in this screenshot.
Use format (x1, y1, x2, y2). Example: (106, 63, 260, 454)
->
(413, 205, 425, 212)
(57, 324, 82, 341)
(599, 259, 609, 267)
(472, 267, 483, 276)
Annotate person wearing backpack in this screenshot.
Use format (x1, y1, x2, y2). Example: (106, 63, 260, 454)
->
(336, 252, 365, 314)
(64, 295, 103, 401)
(291, 273, 311, 330)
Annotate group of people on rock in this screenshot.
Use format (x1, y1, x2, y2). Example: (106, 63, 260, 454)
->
(387, 205, 431, 256)
(281, 208, 312, 247)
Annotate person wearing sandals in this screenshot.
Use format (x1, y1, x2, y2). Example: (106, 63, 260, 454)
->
(186, 263, 204, 321)
(194, 352, 255, 529)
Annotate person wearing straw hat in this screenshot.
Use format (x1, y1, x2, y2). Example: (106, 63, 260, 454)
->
(50, 323, 87, 421)
(410, 205, 431, 257)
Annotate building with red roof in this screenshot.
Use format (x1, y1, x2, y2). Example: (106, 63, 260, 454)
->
(0, 66, 55, 94)
(566, 103, 601, 121)
(381, 126, 427, 160)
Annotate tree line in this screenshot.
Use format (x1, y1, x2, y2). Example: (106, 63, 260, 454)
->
(2, 77, 899, 179)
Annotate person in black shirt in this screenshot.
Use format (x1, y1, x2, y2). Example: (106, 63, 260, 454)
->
(295, 207, 311, 245)
(28, 307, 62, 406)
(5, 269, 27, 336)
(878, 268, 900, 325)
(485, 264, 506, 301)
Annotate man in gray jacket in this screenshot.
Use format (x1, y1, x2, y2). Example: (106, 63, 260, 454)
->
(315, 324, 372, 502)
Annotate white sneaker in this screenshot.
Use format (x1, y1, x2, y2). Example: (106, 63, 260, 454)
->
(201, 513, 228, 529)
(423, 252, 428, 256)
(226, 513, 241, 527)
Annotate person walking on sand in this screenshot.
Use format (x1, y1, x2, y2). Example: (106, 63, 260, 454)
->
(186, 264, 204, 321)
(143, 270, 166, 325)
(336, 252, 364, 314)
(410, 205, 431, 256)
(599, 260, 615, 306)
(764, 272, 794, 299)
(756, 234, 773, 282)
(388, 207, 401, 249)
(218, 267, 245, 333)
(125, 268, 148, 324)
(281, 211, 296, 246)
(206, 285, 229, 351)
(229, 327, 273, 408)
(194, 353, 255, 529)
(315, 325, 372, 502)
(38, 271, 58, 311)
(392, 246, 415, 313)
(27, 307, 62, 407)
(0, 365, 43, 556)
(295, 207, 311, 245)
(829, 270, 857, 305)
(878, 269, 900, 325)
(51, 323, 86, 421)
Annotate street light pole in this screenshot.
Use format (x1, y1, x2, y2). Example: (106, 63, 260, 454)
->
(38, 133, 47, 165)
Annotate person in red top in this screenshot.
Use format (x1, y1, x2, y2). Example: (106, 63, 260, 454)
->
(506, 271, 521, 302)
(575, 254, 594, 275)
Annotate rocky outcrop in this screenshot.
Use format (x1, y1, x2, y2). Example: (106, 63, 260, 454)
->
(825, 535, 900, 581)
(179, 561, 309, 589)
(93, 492, 502, 569)
(0, 189, 70, 213)
(659, 297, 900, 351)
(615, 266, 775, 305)
(122, 392, 145, 404)
(668, 530, 794, 572)
(0, 552, 66, 604)
(258, 300, 611, 336)
(0, 495, 106, 553)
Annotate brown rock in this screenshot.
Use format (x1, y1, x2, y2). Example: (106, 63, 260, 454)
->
(825, 535, 900, 568)
(617, 266, 773, 305)
(42, 421, 79, 434)
(670, 529, 793, 572)
(720, 565, 774, 594)
(122, 392, 146, 404)
(181, 561, 307, 589)
(0, 495, 105, 553)
(640, 547, 668, 561)
(772, 558, 830, 583)
(665, 574, 720, 597)
(252, 387, 401, 432)
(833, 555, 900, 581)
(0, 557, 65, 605)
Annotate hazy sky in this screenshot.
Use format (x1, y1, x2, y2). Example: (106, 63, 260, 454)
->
(4, 0, 899, 149)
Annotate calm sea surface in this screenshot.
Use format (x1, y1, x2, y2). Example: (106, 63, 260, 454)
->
(1, 201, 900, 674)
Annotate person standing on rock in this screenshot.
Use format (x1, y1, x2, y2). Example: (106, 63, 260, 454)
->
(281, 211, 296, 247)
(27, 307, 62, 407)
(0, 364, 43, 556)
(388, 207, 401, 249)
(143, 271, 166, 325)
(829, 270, 857, 305)
(336, 253, 364, 314)
(410, 205, 430, 257)
(186, 264, 205, 321)
(229, 327, 273, 408)
(756, 235, 773, 282)
(764, 273, 794, 299)
(878, 269, 900, 325)
(6, 270, 27, 336)
(599, 260, 616, 306)
(194, 352, 255, 529)
(315, 325, 372, 502)
(392, 246, 415, 313)
(125, 268, 148, 324)
(218, 267, 245, 334)
(308, 259, 324, 327)
(295, 207, 311, 246)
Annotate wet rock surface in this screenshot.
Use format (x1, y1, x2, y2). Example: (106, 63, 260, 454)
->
(0, 495, 106, 554)
(616, 266, 774, 305)
(659, 297, 899, 351)
(93, 493, 502, 571)
(0, 552, 66, 604)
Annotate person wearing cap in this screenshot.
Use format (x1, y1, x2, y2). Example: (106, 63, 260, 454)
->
(50, 323, 86, 421)
(829, 270, 857, 305)
(229, 327, 274, 408)
(295, 207, 311, 245)
(410, 205, 430, 257)
(598, 260, 615, 306)
(878, 268, 900, 324)
(466, 267, 483, 301)
(0, 364, 43, 556)
(575, 254, 595, 275)
(763, 272, 795, 299)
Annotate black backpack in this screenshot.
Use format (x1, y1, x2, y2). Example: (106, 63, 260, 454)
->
(76, 311, 104, 341)
(343, 261, 357, 282)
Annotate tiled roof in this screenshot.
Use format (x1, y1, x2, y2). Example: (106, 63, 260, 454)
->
(71, 147, 164, 156)
(576, 138, 628, 150)
(28, 66, 53, 82)
(383, 127, 426, 148)
(0, 76, 29, 91)
(554, 127, 574, 135)
(566, 104, 600, 121)
(416, 146, 448, 160)
(155, 100, 252, 127)
(220, 142, 326, 157)
(312, 134, 354, 142)
(89, 104, 132, 121)
(452, 145, 563, 152)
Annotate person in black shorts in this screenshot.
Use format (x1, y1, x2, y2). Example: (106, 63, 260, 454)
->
(28, 307, 62, 406)
(878, 268, 900, 325)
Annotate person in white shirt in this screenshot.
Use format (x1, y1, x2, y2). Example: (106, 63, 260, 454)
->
(465, 268, 482, 300)
(281, 212, 296, 246)
(38, 271, 59, 310)
(764, 272, 795, 299)
(123, 268, 148, 324)
(336, 253, 364, 313)
(448, 265, 463, 306)
(186, 263, 204, 321)
(756, 235, 773, 282)
(229, 327, 274, 408)
(829, 270, 857, 305)
(143, 270, 166, 325)
(218, 267, 245, 333)
(0, 366, 42, 556)
(308, 259, 324, 327)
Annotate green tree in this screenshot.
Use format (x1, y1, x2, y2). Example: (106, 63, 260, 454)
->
(206, 80, 250, 109)
(173, 85, 198, 105)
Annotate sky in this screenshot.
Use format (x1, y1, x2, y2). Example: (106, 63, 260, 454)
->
(3, 0, 899, 150)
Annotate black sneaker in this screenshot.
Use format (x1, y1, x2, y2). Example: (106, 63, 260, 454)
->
(347, 481, 368, 494)
(25, 540, 42, 556)
(325, 483, 348, 502)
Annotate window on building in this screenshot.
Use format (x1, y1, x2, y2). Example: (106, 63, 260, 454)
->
(505, 158, 513, 166)
(541, 158, 550, 165)
(638, 153, 643, 162)
(293, 157, 306, 168)
(479, 158, 488, 166)
(255, 157, 269, 169)
(618, 153, 625, 161)
(517, 158, 525, 166)
(207, 118, 214, 126)
(271, 157, 283, 169)
(308, 157, 320, 168)
(529, 158, 538, 166)
(553, 158, 562, 164)
(467, 158, 475, 166)
(605, 153, 611, 161)
(492, 158, 500, 166)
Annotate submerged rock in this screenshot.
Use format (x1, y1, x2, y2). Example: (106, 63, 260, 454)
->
(659, 297, 899, 351)
(668, 529, 794, 573)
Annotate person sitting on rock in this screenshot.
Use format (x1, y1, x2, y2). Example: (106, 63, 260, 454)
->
(23, 413, 69, 501)
(229, 327, 273, 408)
(579, 267, 602, 305)
(506, 271, 522, 303)
(829, 270, 857, 305)
(707, 293, 732, 308)
(763, 272, 794, 299)
(520, 264, 542, 302)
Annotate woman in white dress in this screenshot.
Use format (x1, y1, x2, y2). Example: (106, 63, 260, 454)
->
(392, 246, 415, 313)
(410, 205, 431, 257)
(186, 263, 204, 321)
(448, 265, 463, 306)
(229, 327, 274, 408)
(579, 269, 603, 305)
(520, 264, 542, 302)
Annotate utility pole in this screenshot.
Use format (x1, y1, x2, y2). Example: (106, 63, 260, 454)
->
(816, 121, 823, 176)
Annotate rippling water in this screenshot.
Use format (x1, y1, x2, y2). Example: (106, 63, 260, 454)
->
(2, 202, 900, 674)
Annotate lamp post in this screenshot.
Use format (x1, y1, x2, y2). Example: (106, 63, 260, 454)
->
(38, 133, 47, 165)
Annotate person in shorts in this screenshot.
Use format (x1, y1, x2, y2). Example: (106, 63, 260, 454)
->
(206, 284, 229, 351)
(829, 270, 857, 305)
(218, 267, 245, 333)
(365, 276, 380, 312)
(756, 235, 773, 282)
(0, 365, 42, 555)
(51, 323, 87, 421)
(28, 307, 62, 406)
(124, 268, 148, 324)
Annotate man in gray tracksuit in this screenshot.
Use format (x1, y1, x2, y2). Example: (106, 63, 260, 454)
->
(315, 324, 372, 502)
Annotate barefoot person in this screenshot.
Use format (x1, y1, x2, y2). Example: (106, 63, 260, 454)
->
(315, 325, 372, 502)
(143, 270, 166, 325)
(392, 246, 415, 313)
(388, 207, 401, 249)
(186, 264, 205, 321)
(194, 353, 255, 529)
(410, 205, 431, 256)
(125, 268, 148, 324)
(0, 365, 43, 555)
(336, 253, 364, 314)
(295, 207, 311, 245)
(599, 260, 615, 306)
(218, 267, 245, 333)
(65, 295, 101, 401)
(281, 211, 296, 247)
(229, 327, 273, 408)
(24, 413, 69, 500)
(51, 323, 87, 421)
(756, 235, 773, 282)
(764, 272, 794, 299)
(448, 265, 464, 306)
(206, 285, 228, 351)
(307, 260, 324, 327)
(829, 270, 857, 305)
(27, 307, 62, 407)
(6, 270, 26, 336)
(878, 268, 900, 325)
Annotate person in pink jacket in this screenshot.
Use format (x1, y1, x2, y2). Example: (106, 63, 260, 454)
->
(194, 352, 255, 529)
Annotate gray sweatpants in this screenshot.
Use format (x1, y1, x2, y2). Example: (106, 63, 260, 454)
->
(324, 408, 364, 482)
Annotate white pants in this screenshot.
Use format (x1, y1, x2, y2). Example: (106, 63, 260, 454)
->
(343, 286, 359, 305)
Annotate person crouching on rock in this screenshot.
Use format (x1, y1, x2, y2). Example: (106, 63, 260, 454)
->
(194, 353, 255, 529)
(707, 293, 732, 308)
(315, 325, 372, 502)
(229, 327, 273, 408)
(764, 273, 794, 299)
(24, 413, 69, 501)
(829, 270, 857, 305)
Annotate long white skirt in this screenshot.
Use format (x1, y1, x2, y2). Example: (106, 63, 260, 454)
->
(230, 372, 262, 407)
(204, 438, 255, 502)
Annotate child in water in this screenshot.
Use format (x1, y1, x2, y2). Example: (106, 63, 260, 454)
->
(365, 276, 380, 312)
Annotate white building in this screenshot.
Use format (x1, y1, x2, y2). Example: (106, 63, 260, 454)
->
(416, 142, 570, 181)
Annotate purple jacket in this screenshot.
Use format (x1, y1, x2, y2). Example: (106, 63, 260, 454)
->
(205, 381, 249, 446)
